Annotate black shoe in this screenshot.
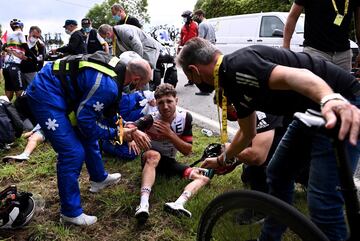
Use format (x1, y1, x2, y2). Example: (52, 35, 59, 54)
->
(184, 82, 194, 87)
(195, 92, 210, 96)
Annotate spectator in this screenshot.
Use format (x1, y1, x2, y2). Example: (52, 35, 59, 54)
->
(192, 9, 217, 96)
(111, 3, 142, 29)
(25, 51, 152, 226)
(134, 83, 210, 223)
(193, 9, 216, 45)
(283, 0, 360, 70)
(51, 20, 87, 55)
(0, 39, 3, 75)
(81, 18, 109, 54)
(2, 19, 30, 101)
(20, 26, 46, 85)
(179, 10, 198, 87)
(98, 24, 164, 69)
(177, 37, 360, 241)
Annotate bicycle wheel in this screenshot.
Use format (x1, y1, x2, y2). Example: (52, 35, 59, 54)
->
(197, 190, 329, 241)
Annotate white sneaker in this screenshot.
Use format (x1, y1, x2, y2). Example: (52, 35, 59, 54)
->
(164, 202, 192, 218)
(134, 204, 149, 224)
(2, 153, 29, 163)
(89, 173, 121, 193)
(60, 213, 97, 226)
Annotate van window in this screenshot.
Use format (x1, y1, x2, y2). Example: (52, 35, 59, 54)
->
(260, 16, 284, 37)
(295, 15, 304, 33)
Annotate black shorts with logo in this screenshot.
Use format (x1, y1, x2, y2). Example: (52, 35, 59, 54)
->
(3, 63, 25, 91)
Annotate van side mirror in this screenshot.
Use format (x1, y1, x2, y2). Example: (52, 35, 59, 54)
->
(272, 29, 284, 37)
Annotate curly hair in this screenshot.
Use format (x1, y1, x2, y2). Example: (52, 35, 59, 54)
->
(154, 83, 177, 99)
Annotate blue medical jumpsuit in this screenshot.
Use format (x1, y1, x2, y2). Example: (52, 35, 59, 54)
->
(26, 63, 119, 217)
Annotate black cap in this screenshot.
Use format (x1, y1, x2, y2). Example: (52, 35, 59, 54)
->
(63, 19, 77, 28)
(81, 18, 91, 26)
(181, 10, 192, 17)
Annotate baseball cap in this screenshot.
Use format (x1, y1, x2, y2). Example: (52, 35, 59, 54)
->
(63, 19, 77, 28)
(81, 18, 91, 26)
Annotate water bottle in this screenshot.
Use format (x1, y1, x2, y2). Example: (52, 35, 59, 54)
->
(201, 128, 213, 137)
(197, 168, 215, 179)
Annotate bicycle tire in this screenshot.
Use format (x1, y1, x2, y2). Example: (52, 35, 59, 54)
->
(197, 190, 329, 241)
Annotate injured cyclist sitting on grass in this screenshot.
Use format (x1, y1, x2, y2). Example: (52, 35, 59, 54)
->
(132, 83, 211, 224)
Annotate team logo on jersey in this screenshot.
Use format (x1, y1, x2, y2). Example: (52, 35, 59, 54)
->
(257, 119, 269, 129)
(45, 118, 59, 131)
(235, 72, 259, 88)
(256, 111, 266, 120)
(93, 101, 104, 112)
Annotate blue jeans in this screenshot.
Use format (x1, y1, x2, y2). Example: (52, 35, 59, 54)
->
(261, 99, 360, 241)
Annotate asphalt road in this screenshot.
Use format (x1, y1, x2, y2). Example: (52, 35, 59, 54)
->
(173, 67, 360, 193)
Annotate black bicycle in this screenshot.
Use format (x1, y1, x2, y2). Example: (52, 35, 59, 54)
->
(197, 110, 360, 241)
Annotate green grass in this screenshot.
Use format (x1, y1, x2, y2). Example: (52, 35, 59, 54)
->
(0, 125, 308, 241)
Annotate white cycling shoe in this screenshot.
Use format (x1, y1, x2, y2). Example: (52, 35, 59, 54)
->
(89, 173, 121, 193)
(135, 204, 149, 224)
(60, 213, 97, 226)
(164, 202, 192, 218)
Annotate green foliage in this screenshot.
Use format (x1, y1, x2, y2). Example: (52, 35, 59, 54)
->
(0, 24, 2, 38)
(194, 0, 292, 18)
(86, 0, 149, 29)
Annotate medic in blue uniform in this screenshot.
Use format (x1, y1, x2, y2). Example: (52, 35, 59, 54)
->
(25, 52, 152, 225)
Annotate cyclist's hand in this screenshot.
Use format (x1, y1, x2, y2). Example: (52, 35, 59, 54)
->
(128, 140, 140, 155)
(131, 129, 151, 151)
(201, 157, 219, 169)
(322, 100, 360, 145)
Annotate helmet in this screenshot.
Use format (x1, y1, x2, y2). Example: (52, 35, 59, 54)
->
(10, 19, 23, 30)
(0, 185, 35, 229)
(201, 143, 222, 160)
(181, 10, 193, 18)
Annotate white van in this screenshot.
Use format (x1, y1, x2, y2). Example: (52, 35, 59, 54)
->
(207, 12, 358, 59)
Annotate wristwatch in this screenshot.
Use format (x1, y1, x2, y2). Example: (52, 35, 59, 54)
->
(320, 93, 349, 109)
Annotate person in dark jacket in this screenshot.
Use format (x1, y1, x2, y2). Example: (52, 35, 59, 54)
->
(111, 3, 142, 29)
(20, 26, 46, 85)
(81, 18, 109, 54)
(51, 20, 86, 55)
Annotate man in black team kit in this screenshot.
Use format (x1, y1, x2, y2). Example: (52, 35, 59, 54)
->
(111, 3, 142, 29)
(177, 37, 360, 241)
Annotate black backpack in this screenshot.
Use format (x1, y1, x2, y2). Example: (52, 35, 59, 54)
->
(0, 100, 23, 144)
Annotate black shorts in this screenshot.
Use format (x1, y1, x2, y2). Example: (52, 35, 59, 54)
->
(3, 63, 25, 91)
(142, 154, 188, 178)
